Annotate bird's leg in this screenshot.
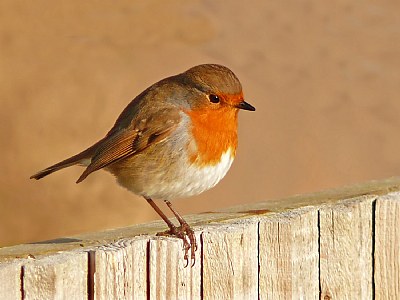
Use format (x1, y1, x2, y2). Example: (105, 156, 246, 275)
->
(164, 199, 197, 267)
(144, 197, 193, 267)
(144, 197, 177, 230)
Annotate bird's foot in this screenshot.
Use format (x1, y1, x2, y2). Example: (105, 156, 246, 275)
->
(157, 222, 197, 267)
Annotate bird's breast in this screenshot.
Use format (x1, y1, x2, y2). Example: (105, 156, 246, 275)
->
(185, 108, 238, 166)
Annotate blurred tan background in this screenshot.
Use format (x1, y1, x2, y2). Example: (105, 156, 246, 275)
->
(1, 1, 399, 247)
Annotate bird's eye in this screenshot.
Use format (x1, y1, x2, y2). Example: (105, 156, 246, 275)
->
(208, 94, 220, 103)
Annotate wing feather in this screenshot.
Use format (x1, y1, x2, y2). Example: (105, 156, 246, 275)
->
(76, 109, 180, 183)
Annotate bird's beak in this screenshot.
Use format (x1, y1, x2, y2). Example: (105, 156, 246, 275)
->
(236, 101, 256, 111)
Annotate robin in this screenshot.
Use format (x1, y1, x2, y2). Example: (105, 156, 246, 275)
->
(31, 64, 255, 266)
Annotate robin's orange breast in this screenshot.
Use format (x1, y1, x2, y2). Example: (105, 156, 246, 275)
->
(185, 106, 238, 167)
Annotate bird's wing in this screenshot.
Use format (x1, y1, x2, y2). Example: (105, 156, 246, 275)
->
(76, 108, 181, 183)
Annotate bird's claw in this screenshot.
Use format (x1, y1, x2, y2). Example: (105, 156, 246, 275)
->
(157, 223, 197, 267)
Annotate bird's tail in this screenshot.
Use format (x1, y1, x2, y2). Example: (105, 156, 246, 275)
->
(30, 144, 98, 181)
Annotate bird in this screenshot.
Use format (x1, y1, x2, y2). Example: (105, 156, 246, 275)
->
(30, 64, 255, 266)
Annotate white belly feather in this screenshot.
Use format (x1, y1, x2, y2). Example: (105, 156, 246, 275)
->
(179, 148, 234, 197)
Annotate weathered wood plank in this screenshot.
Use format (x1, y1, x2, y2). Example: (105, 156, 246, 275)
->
(2, 177, 400, 262)
(202, 221, 259, 299)
(23, 252, 88, 300)
(93, 238, 148, 300)
(259, 207, 319, 299)
(148, 233, 202, 299)
(319, 196, 374, 299)
(374, 192, 400, 299)
(0, 261, 22, 299)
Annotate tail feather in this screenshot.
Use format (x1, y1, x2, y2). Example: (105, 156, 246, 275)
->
(30, 145, 97, 181)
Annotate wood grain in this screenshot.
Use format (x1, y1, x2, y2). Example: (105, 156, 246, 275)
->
(259, 207, 319, 299)
(148, 234, 202, 299)
(202, 221, 259, 299)
(319, 196, 374, 299)
(93, 238, 148, 300)
(23, 252, 87, 300)
(0, 261, 22, 299)
(374, 192, 400, 299)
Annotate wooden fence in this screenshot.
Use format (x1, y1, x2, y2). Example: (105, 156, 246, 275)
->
(1, 177, 399, 299)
